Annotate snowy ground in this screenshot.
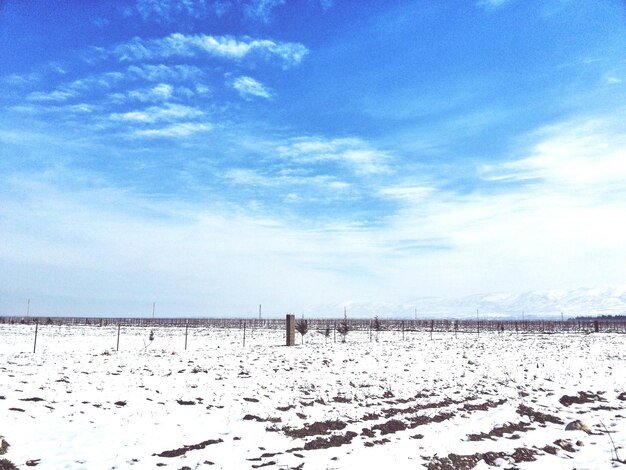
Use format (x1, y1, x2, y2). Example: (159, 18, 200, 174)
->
(1, 324, 625, 470)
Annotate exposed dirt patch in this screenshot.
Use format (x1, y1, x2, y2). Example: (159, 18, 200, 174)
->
(559, 391, 605, 407)
(0, 458, 19, 470)
(372, 419, 407, 435)
(332, 396, 352, 403)
(517, 404, 563, 424)
(381, 398, 458, 419)
(467, 421, 534, 441)
(426, 447, 537, 470)
(461, 398, 507, 412)
(303, 431, 358, 450)
(19, 397, 44, 402)
(283, 420, 347, 439)
(155, 438, 223, 458)
(364, 438, 390, 447)
(176, 399, 195, 405)
(251, 460, 275, 468)
(243, 414, 281, 423)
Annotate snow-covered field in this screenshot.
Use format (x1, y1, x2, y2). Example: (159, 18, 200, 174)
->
(1, 324, 625, 469)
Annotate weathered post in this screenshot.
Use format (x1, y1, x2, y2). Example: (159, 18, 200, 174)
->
(184, 322, 189, 350)
(594, 320, 599, 333)
(243, 320, 246, 347)
(116, 323, 121, 351)
(286, 314, 296, 346)
(33, 321, 38, 353)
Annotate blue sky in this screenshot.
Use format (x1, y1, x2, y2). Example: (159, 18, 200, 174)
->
(1, 0, 626, 317)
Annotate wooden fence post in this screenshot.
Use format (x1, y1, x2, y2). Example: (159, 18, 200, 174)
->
(286, 314, 295, 346)
(33, 321, 39, 353)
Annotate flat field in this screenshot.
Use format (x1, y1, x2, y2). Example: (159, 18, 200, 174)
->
(1, 324, 625, 469)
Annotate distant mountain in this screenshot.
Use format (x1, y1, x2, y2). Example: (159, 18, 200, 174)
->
(331, 285, 626, 319)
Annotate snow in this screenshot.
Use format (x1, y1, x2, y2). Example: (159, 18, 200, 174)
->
(1, 324, 625, 469)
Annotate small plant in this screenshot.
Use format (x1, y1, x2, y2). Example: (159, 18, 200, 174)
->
(336, 312, 350, 343)
(600, 420, 624, 464)
(318, 325, 331, 343)
(373, 316, 382, 342)
(149, 330, 155, 342)
(0, 436, 9, 455)
(296, 319, 309, 344)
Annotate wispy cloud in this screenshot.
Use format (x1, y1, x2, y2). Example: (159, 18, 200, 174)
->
(26, 90, 77, 102)
(224, 168, 350, 191)
(127, 83, 174, 102)
(134, 122, 212, 138)
(242, 0, 285, 22)
(110, 103, 204, 123)
(107, 33, 308, 68)
(477, 0, 512, 9)
(230, 76, 272, 100)
(133, 0, 232, 23)
(277, 137, 392, 175)
(480, 115, 626, 189)
(126, 64, 206, 82)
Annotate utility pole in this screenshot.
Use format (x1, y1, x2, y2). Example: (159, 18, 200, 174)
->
(27, 298, 30, 318)
(259, 304, 262, 321)
(152, 302, 155, 319)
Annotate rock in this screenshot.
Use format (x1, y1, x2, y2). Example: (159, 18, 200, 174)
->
(565, 420, 591, 434)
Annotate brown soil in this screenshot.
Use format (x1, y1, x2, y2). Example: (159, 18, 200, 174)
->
(283, 420, 347, 439)
(559, 391, 605, 407)
(156, 438, 223, 458)
(371, 419, 407, 435)
(176, 400, 195, 405)
(467, 421, 534, 441)
(303, 431, 358, 450)
(461, 399, 507, 412)
(517, 404, 563, 424)
(243, 415, 281, 423)
(426, 447, 537, 470)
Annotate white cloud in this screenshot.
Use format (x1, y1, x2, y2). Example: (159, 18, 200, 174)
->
(110, 103, 204, 123)
(481, 115, 626, 188)
(242, 0, 285, 22)
(278, 137, 392, 175)
(224, 168, 350, 191)
(126, 64, 205, 82)
(379, 186, 433, 200)
(134, 122, 211, 137)
(110, 33, 308, 68)
(230, 76, 272, 100)
(134, 0, 232, 23)
(127, 83, 174, 102)
(26, 90, 76, 102)
(477, 0, 512, 9)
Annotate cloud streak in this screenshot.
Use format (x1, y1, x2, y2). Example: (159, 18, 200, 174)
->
(277, 137, 392, 175)
(230, 76, 272, 100)
(106, 33, 308, 68)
